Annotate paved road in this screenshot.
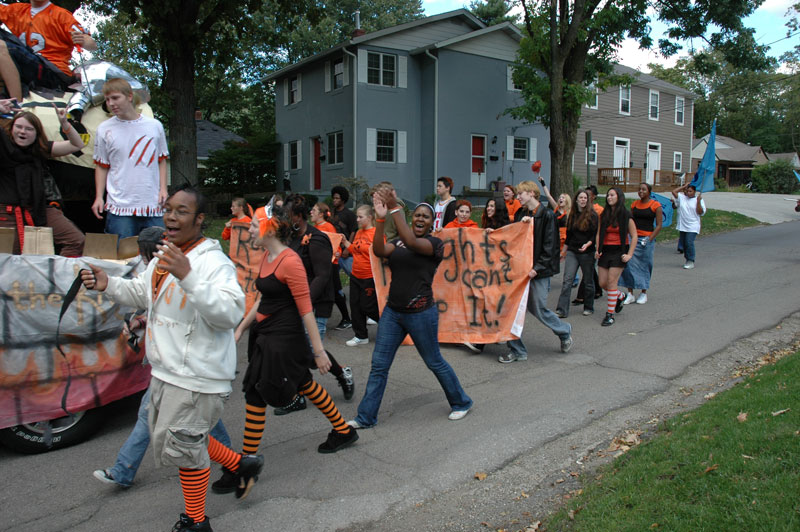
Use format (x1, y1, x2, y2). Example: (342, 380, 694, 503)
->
(2, 220, 799, 532)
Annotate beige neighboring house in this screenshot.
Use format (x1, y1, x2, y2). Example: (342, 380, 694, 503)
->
(691, 134, 769, 187)
(573, 64, 696, 191)
(766, 152, 800, 169)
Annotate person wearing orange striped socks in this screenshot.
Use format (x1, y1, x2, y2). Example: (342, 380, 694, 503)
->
(233, 206, 358, 459)
(595, 187, 638, 327)
(81, 186, 263, 532)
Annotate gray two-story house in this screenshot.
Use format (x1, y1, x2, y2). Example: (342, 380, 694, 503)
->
(265, 9, 549, 203)
(573, 64, 696, 190)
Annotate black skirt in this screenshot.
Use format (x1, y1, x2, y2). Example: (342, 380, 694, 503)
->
(242, 308, 314, 408)
(598, 245, 626, 269)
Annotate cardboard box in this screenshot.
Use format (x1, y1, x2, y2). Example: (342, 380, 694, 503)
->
(0, 227, 14, 254)
(22, 226, 55, 255)
(83, 233, 119, 260)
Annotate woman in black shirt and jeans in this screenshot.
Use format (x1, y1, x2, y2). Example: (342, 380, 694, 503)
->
(347, 184, 473, 428)
(556, 190, 599, 317)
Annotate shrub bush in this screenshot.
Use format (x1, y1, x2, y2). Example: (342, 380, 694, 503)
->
(750, 160, 799, 194)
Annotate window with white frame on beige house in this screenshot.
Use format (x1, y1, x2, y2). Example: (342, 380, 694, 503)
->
(586, 141, 597, 165)
(649, 89, 659, 120)
(675, 96, 685, 126)
(619, 85, 631, 115)
(673, 152, 682, 172)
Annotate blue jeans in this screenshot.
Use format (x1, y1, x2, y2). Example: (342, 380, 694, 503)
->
(105, 213, 164, 240)
(109, 386, 232, 486)
(678, 232, 697, 262)
(354, 305, 472, 427)
(507, 276, 572, 358)
(338, 255, 354, 278)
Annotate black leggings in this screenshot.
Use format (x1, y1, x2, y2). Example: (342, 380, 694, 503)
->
(332, 265, 350, 321)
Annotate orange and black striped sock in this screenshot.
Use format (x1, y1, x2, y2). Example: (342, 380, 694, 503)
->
(208, 435, 241, 472)
(298, 380, 349, 433)
(179, 467, 209, 523)
(242, 403, 266, 455)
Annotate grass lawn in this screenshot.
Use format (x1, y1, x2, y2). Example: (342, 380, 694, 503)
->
(547, 349, 800, 531)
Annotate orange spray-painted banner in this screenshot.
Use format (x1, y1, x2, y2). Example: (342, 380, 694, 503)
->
(320, 231, 343, 262)
(370, 223, 533, 344)
(229, 224, 345, 314)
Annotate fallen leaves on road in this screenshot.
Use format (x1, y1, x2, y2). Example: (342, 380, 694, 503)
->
(704, 392, 717, 400)
(474, 472, 487, 481)
(772, 408, 790, 417)
(524, 521, 542, 531)
(737, 412, 748, 422)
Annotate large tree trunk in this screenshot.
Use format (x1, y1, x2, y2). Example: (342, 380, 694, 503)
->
(163, 46, 197, 187)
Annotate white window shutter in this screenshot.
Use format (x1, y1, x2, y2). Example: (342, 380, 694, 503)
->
(324, 62, 331, 92)
(366, 128, 377, 162)
(398, 56, 407, 88)
(506, 136, 514, 161)
(297, 141, 302, 170)
(358, 49, 367, 83)
(283, 79, 288, 106)
(398, 131, 407, 163)
(297, 74, 302, 102)
(283, 143, 289, 170)
(529, 138, 537, 161)
(343, 56, 350, 86)
(507, 65, 513, 91)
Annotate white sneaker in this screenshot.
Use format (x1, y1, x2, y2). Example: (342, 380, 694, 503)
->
(346, 337, 369, 347)
(462, 341, 481, 353)
(636, 293, 648, 304)
(448, 408, 471, 421)
(623, 292, 636, 305)
(683, 261, 695, 269)
(366, 318, 378, 326)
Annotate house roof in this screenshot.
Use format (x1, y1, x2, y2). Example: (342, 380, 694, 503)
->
(613, 64, 698, 99)
(196, 119, 245, 159)
(693, 133, 766, 163)
(409, 21, 522, 55)
(263, 9, 485, 82)
(767, 152, 800, 167)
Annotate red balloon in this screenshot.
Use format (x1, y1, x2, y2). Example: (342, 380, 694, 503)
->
(531, 161, 542, 173)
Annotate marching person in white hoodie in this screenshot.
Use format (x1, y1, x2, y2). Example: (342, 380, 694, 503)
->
(81, 185, 263, 532)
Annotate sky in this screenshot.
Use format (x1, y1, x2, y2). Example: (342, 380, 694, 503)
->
(421, 0, 799, 71)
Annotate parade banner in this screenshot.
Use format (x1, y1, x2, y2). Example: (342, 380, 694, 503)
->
(321, 231, 344, 262)
(0, 254, 150, 429)
(229, 224, 346, 314)
(371, 223, 533, 344)
(228, 222, 265, 315)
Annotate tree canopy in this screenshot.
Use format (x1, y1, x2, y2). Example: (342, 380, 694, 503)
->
(510, 0, 771, 197)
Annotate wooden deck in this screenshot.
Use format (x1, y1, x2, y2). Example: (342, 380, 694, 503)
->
(597, 168, 681, 192)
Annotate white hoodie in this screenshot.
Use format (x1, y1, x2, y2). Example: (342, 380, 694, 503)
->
(106, 239, 245, 394)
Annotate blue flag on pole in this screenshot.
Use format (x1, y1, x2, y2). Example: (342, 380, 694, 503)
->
(690, 120, 717, 192)
(794, 169, 800, 184)
(653, 193, 673, 227)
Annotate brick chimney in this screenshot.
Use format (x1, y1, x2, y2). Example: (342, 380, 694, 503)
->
(352, 10, 365, 37)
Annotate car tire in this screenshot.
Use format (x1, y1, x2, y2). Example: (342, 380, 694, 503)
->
(0, 408, 104, 454)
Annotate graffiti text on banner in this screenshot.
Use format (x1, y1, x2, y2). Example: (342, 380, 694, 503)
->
(370, 223, 533, 344)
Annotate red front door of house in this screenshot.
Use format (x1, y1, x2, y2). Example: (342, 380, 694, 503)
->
(471, 135, 486, 189)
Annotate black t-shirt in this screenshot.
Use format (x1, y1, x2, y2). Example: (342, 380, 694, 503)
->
(387, 235, 444, 313)
(332, 206, 358, 239)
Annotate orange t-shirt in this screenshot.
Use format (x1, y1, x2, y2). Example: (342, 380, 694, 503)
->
(315, 221, 336, 233)
(0, 3, 87, 75)
(506, 199, 522, 220)
(348, 227, 378, 280)
(221, 215, 251, 240)
(444, 219, 479, 229)
(592, 203, 604, 216)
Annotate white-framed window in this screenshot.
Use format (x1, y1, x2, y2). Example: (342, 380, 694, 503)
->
(513, 137, 528, 160)
(376, 130, 395, 162)
(283, 74, 302, 105)
(619, 85, 631, 115)
(649, 89, 659, 120)
(289, 76, 299, 104)
(586, 141, 598, 165)
(333, 58, 344, 90)
(507, 64, 522, 91)
(284, 140, 302, 171)
(327, 131, 343, 165)
(675, 96, 685, 126)
(673, 152, 682, 172)
(586, 81, 598, 109)
(367, 52, 396, 87)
